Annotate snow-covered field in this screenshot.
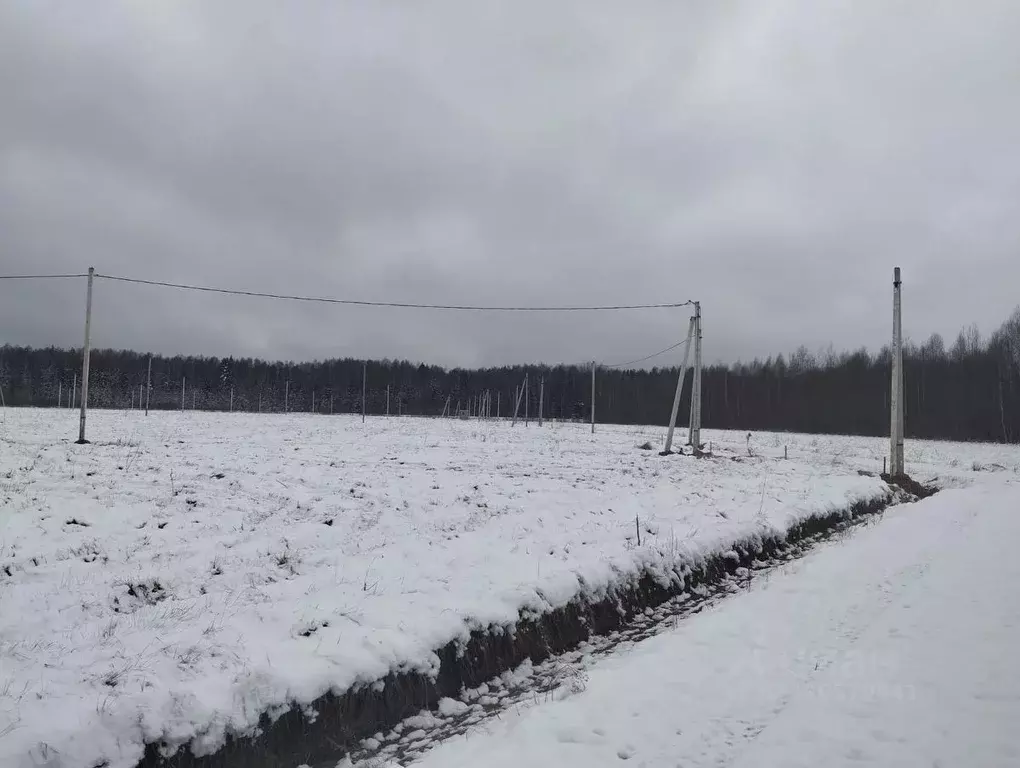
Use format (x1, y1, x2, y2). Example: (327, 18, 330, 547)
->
(0, 409, 1016, 768)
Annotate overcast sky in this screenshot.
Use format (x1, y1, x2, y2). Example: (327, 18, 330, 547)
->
(2, 2, 1019, 368)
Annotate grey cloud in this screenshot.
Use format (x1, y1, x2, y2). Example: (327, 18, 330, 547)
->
(2, 1, 1019, 369)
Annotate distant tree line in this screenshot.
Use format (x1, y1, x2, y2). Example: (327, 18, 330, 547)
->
(2, 307, 1019, 443)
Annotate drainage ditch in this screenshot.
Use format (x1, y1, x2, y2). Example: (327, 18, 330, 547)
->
(138, 479, 932, 768)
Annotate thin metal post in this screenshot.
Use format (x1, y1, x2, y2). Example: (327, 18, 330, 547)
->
(890, 267, 905, 475)
(312, 389, 315, 413)
(539, 377, 544, 426)
(497, 391, 500, 419)
(230, 386, 234, 413)
(525, 375, 530, 426)
(76, 267, 94, 444)
(591, 361, 596, 434)
(192, 390, 196, 410)
(145, 357, 151, 415)
(58, 380, 62, 409)
(664, 316, 696, 454)
(386, 385, 390, 416)
(362, 362, 366, 423)
(285, 380, 289, 413)
(181, 377, 186, 411)
(72, 372, 76, 410)
(139, 383, 143, 409)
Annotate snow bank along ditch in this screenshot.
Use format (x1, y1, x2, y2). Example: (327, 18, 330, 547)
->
(136, 476, 931, 768)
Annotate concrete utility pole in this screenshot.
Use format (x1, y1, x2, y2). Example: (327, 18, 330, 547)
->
(890, 267, 905, 475)
(76, 267, 94, 444)
(664, 315, 696, 454)
(591, 361, 596, 434)
(689, 302, 703, 452)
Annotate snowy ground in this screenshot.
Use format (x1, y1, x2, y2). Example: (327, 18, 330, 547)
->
(412, 475, 1020, 768)
(0, 409, 1016, 768)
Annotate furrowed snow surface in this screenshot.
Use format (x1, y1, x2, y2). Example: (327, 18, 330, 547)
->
(413, 477, 1020, 768)
(0, 409, 1015, 767)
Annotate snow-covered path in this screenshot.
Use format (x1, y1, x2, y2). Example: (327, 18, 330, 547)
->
(415, 479, 1020, 768)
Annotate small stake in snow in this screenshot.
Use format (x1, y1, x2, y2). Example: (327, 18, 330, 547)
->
(635, 515, 641, 547)
(784, 445, 788, 460)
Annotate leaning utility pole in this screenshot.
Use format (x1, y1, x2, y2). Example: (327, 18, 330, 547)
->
(664, 315, 696, 454)
(890, 267, 905, 476)
(76, 267, 95, 444)
(512, 374, 528, 427)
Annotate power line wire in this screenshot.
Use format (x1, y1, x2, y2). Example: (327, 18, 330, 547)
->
(602, 336, 692, 369)
(0, 273, 89, 280)
(94, 273, 693, 312)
